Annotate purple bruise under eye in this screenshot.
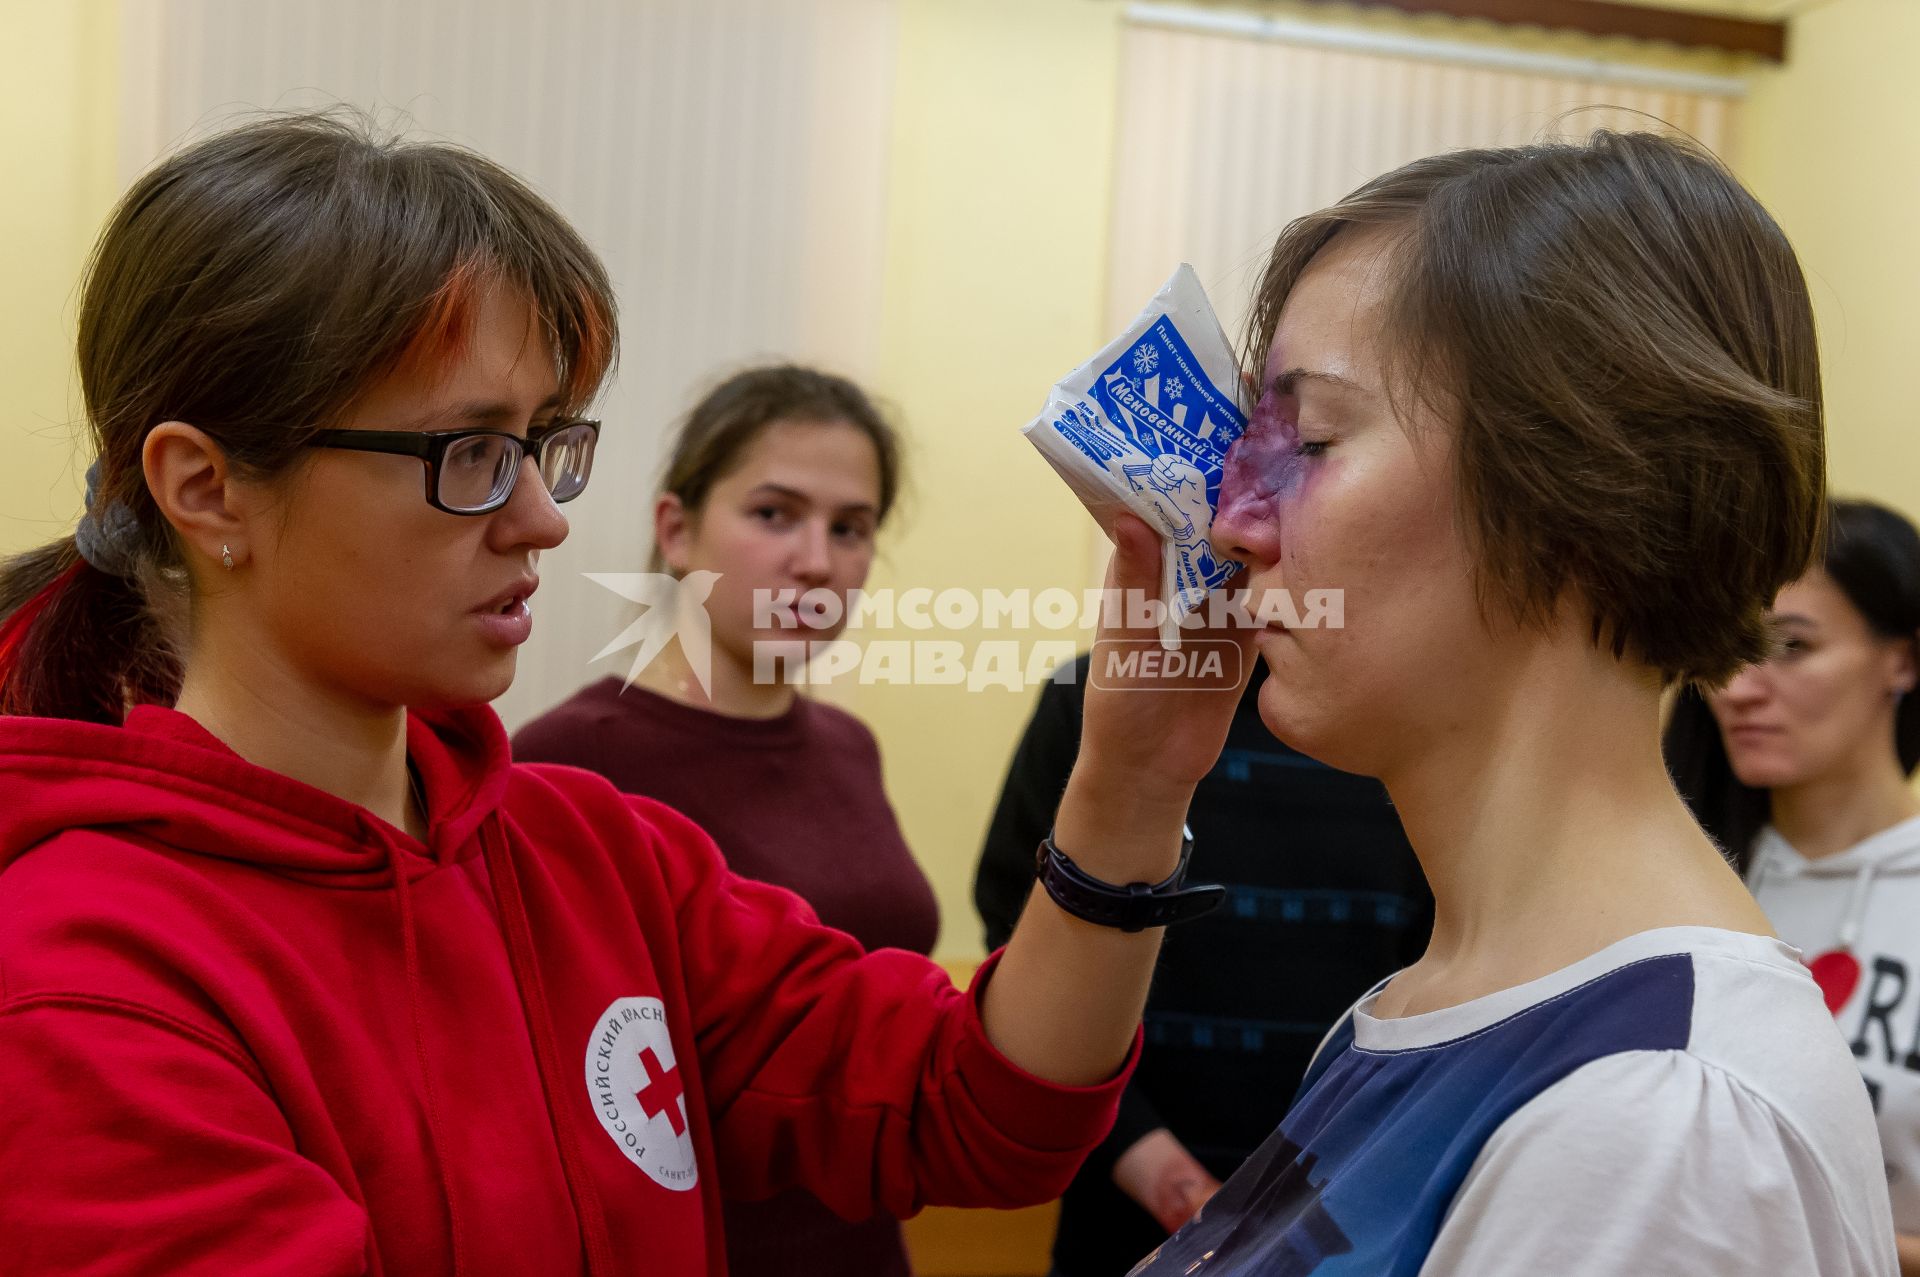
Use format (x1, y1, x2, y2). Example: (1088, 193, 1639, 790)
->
(1216, 386, 1311, 529)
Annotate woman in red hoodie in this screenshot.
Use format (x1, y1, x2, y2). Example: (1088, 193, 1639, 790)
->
(0, 114, 1248, 1276)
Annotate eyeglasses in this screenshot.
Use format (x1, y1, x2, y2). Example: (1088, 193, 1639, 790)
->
(307, 419, 600, 515)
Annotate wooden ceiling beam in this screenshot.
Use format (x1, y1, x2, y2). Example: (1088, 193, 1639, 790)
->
(1346, 0, 1787, 61)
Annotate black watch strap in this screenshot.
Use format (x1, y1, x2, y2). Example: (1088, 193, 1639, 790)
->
(1034, 827, 1226, 933)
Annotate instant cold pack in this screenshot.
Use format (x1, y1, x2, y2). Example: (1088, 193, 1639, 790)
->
(1022, 264, 1249, 628)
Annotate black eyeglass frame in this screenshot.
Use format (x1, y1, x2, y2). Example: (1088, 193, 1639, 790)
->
(307, 418, 601, 515)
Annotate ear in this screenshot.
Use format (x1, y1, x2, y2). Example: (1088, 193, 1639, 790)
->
(1891, 631, 1918, 698)
(142, 422, 253, 570)
(654, 492, 696, 575)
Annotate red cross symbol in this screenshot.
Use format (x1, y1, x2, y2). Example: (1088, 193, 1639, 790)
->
(635, 1046, 687, 1137)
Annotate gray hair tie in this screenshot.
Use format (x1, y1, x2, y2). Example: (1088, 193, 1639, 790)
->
(74, 458, 143, 579)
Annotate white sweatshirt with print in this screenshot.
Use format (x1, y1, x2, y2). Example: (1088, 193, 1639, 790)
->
(1751, 814, 1920, 1233)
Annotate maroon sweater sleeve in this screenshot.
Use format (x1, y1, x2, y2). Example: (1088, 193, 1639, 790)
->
(512, 682, 940, 957)
(627, 792, 1138, 1218)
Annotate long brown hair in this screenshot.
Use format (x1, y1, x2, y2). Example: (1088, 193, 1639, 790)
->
(652, 364, 903, 571)
(0, 110, 617, 722)
(1666, 499, 1920, 868)
(1243, 130, 1824, 687)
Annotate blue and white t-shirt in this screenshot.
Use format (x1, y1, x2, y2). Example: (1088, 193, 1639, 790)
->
(1130, 927, 1896, 1276)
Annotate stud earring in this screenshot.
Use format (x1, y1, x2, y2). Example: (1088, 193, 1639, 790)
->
(221, 544, 235, 571)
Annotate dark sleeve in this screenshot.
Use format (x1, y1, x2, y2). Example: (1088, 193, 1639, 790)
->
(972, 655, 1089, 951)
(970, 655, 1171, 1169)
(1087, 1078, 1172, 1182)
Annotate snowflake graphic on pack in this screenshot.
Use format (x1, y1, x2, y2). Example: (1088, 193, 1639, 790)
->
(1021, 265, 1249, 623)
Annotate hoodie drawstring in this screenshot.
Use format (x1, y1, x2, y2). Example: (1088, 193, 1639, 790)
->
(483, 816, 619, 1277)
(1752, 837, 1882, 954)
(392, 848, 467, 1277)
(1835, 855, 1881, 953)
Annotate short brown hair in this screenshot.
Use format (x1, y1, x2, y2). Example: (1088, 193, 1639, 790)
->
(1244, 130, 1823, 686)
(656, 363, 903, 544)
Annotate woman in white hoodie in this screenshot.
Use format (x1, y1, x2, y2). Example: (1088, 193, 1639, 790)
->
(1668, 497, 1920, 1270)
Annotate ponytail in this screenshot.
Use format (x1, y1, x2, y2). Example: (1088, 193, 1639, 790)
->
(0, 537, 180, 724)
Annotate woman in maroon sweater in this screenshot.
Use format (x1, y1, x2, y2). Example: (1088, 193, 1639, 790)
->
(514, 365, 938, 1276)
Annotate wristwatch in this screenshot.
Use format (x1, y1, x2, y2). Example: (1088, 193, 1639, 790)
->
(1034, 826, 1226, 932)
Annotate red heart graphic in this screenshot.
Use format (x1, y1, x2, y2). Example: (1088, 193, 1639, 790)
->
(1807, 949, 1862, 1014)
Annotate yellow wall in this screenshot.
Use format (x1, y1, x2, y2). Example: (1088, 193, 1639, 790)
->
(1728, 0, 1920, 806)
(0, 0, 118, 557)
(843, 0, 1122, 958)
(1732, 0, 1920, 522)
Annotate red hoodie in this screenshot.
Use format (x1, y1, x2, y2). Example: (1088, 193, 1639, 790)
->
(0, 704, 1133, 1276)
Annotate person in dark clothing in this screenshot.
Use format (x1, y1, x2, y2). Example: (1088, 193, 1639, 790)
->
(515, 365, 935, 1277)
(514, 679, 938, 956)
(975, 651, 1430, 1277)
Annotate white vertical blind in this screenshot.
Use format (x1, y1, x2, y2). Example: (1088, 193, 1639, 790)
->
(1105, 19, 1740, 346)
(117, 0, 899, 729)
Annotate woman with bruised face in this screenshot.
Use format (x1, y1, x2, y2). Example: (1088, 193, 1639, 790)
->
(0, 114, 1252, 1276)
(1131, 133, 1897, 1275)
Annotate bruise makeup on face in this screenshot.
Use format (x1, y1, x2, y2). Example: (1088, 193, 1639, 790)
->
(1215, 374, 1319, 530)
